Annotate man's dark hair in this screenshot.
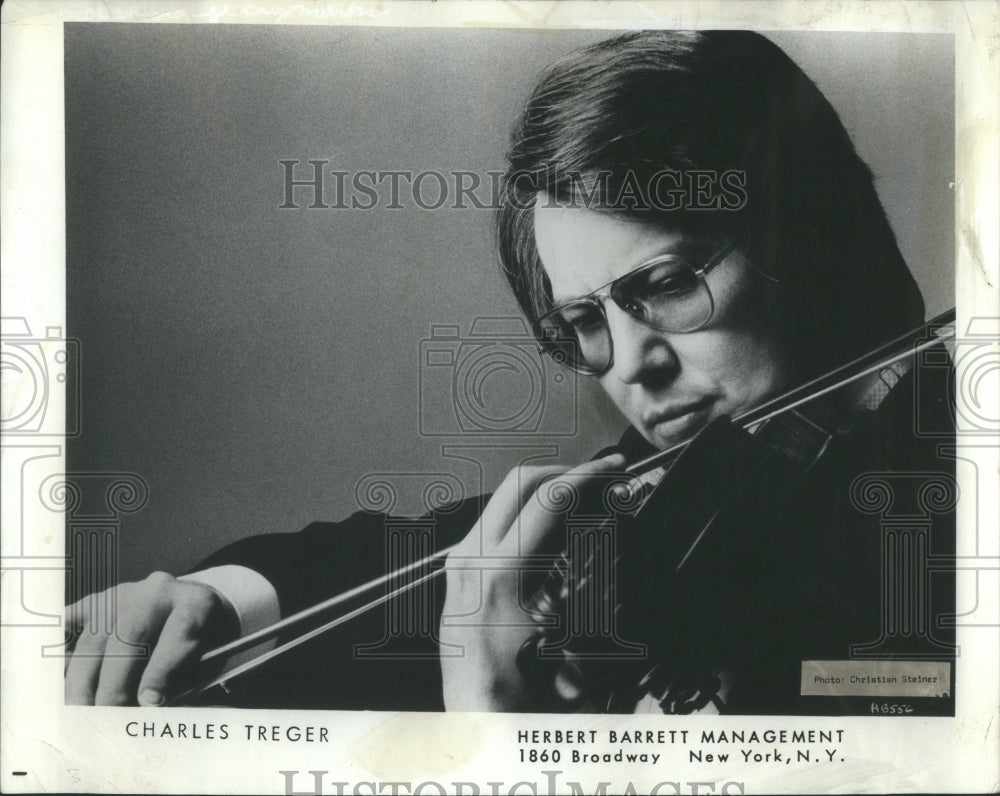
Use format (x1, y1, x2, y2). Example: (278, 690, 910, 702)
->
(496, 30, 925, 376)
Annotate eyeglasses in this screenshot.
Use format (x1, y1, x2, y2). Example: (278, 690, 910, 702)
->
(533, 243, 736, 376)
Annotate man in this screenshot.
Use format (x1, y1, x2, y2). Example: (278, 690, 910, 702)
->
(65, 31, 955, 714)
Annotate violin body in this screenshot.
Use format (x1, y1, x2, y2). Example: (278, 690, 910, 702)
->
(517, 411, 832, 713)
(517, 354, 957, 714)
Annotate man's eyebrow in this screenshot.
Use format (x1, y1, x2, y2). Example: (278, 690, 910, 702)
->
(549, 243, 697, 305)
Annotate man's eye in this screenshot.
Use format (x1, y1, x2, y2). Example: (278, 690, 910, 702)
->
(562, 306, 603, 333)
(639, 265, 699, 297)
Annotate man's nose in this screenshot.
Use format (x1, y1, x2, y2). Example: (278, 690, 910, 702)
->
(603, 302, 679, 384)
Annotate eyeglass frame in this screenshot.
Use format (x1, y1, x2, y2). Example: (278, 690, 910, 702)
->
(531, 242, 739, 376)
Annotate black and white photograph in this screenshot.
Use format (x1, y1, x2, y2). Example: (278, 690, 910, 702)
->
(1, 1, 997, 794)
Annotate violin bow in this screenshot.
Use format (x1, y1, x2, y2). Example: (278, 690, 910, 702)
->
(171, 307, 956, 704)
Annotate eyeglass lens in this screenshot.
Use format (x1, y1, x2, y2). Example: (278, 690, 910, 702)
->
(537, 257, 714, 374)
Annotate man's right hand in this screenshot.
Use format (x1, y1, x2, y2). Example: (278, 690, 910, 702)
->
(64, 572, 239, 706)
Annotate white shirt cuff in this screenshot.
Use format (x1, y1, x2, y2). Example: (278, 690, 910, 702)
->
(179, 565, 281, 670)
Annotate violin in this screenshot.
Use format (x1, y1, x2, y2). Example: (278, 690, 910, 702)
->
(515, 307, 957, 713)
(170, 308, 956, 709)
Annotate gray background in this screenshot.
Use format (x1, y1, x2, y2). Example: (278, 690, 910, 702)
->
(64, 25, 954, 584)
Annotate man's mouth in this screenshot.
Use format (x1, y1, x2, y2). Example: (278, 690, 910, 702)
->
(642, 399, 714, 441)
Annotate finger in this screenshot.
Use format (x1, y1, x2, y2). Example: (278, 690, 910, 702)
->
(499, 452, 626, 557)
(93, 591, 170, 706)
(136, 585, 232, 706)
(65, 620, 110, 705)
(473, 464, 568, 551)
(64, 594, 90, 636)
(94, 636, 157, 706)
(63, 595, 92, 672)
